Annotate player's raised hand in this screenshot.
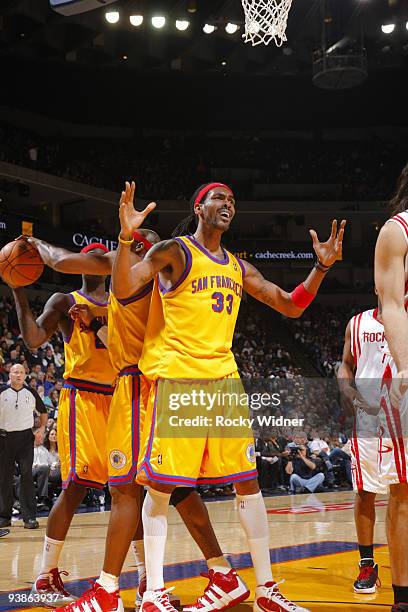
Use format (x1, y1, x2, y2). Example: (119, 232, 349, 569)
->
(309, 219, 346, 268)
(119, 181, 156, 240)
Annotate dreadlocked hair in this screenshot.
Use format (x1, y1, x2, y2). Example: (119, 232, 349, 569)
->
(390, 162, 408, 215)
(172, 183, 215, 238)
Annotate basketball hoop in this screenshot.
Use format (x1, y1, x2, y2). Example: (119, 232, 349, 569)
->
(241, 0, 294, 47)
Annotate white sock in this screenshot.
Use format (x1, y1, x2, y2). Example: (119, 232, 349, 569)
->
(207, 556, 232, 574)
(98, 570, 119, 593)
(236, 492, 273, 586)
(131, 539, 146, 582)
(39, 536, 64, 575)
(142, 489, 171, 591)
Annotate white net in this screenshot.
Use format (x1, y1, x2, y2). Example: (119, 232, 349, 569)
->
(241, 0, 294, 47)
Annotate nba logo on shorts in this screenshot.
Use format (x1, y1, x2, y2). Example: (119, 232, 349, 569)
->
(158, 454, 163, 465)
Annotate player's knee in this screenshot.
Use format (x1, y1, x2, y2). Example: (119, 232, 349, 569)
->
(390, 483, 408, 503)
(65, 481, 87, 503)
(235, 478, 260, 496)
(108, 483, 140, 501)
(356, 489, 376, 503)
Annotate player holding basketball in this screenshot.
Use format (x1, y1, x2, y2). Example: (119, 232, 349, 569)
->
(374, 162, 408, 612)
(110, 181, 345, 612)
(338, 297, 392, 595)
(27, 225, 248, 612)
(8, 243, 115, 606)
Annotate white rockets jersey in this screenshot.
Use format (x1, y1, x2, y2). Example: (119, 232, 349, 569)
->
(350, 309, 397, 416)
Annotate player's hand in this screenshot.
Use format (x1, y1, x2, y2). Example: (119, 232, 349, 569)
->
(309, 219, 346, 268)
(119, 181, 156, 240)
(340, 386, 374, 416)
(390, 370, 408, 407)
(68, 304, 93, 327)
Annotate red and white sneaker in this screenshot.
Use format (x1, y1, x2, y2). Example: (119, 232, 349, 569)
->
(31, 569, 77, 607)
(254, 581, 310, 612)
(136, 579, 180, 610)
(183, 569, 249, 612)
(141, 588, 178, 612)
(59, 581, 124, 612)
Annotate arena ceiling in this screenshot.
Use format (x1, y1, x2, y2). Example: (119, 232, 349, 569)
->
(0, 0, 407, 76)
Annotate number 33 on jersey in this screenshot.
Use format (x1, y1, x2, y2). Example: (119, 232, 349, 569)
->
(148, 235, 245, 380)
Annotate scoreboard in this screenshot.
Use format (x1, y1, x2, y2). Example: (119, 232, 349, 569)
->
(50, 0, 118, 16)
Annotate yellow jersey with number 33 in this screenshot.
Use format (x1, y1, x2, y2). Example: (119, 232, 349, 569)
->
(139, 235, 245, 380)
(63, 290, 115, 384)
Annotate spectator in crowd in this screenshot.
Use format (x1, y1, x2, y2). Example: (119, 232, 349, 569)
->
(285, 444, 326, 494)
(31, 429, 54, 510)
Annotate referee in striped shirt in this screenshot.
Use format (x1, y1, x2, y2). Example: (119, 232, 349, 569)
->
(0, 363, 47, 529)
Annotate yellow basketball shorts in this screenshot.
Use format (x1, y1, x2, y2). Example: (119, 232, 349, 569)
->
(58, 378, 113, 490)
(108, 366, 150, 486)
(137, 372, 258, 487)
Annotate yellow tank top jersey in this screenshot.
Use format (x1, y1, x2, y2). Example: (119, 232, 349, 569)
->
(108, 283, 153, 373)
(64, 290, 115, 385)
(139, 235, 245, 380)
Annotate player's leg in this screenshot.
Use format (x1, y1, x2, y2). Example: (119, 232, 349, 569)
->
(354, 490, 379, 593)
(33, 386, 110, 607)
(351, 436, 382, 593)
(98, 483, 144, 587)
(388, 483, 408, 608)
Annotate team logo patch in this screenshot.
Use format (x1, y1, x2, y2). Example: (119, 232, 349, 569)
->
(245, 443, 256, 464)
(110, 450, 127, 469)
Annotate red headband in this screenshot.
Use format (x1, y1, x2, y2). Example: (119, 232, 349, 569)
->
(194, 182, 233, 205)
(81, 243, 109, 254)
(133, 231, 153, 251)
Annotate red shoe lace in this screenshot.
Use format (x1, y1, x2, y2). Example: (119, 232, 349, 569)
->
(154, 588, 177, 612)
(264, 581, 298, 611)
(357, 566, 381, 587)
(50, 570, 71, 596)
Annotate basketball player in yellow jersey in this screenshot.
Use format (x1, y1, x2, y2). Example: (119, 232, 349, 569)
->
(113, 181, 345, 612)
(28, 228, 251, 612)
(9, 244, 115, 606)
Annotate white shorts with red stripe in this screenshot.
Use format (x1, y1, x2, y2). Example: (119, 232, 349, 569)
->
(350, 436, 388, 495)
(377, 388, 408, 487)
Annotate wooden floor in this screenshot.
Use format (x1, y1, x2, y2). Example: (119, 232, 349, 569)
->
(0, 491, 393, 612)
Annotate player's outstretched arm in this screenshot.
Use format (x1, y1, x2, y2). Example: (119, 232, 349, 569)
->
(12, 288, 71, 350)
(243, 219, 345, 317)
(375, 223, 408, 375)
(112, 239, 184, 299)
(25, 237, 114, 275)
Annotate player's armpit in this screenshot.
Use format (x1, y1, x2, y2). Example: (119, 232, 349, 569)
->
(242, 260, 302, 317)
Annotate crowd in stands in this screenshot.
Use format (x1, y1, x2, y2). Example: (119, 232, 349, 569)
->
(0, 121, 405, 202)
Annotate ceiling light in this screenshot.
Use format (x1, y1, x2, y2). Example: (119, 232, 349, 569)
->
(381, 23, 395, 34)
(122, 54, 128, 60)
(129, 15, 143, 27)
(225, 23, 239, 34)
(105, 11, 120, 24)
(221, 61, 227, 66)
(176, 20, 190, 31)
(203, 23, 215, 34)
(152, 16, 166, 29)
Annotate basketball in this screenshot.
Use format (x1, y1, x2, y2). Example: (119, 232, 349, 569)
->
(0, 239, 44, 287)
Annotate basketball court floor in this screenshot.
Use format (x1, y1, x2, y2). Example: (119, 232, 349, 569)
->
(1, 491, 392, 612)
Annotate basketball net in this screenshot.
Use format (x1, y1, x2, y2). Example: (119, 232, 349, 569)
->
(241, 0, 293, 47)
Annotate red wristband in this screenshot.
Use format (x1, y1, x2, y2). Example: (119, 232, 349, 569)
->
(133, 231, 153, 252)
(290, 283, 316, 308)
